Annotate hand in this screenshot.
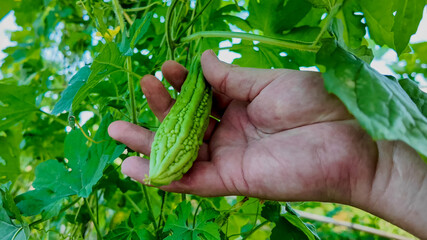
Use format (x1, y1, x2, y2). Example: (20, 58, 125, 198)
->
(108, 50, 427, 238)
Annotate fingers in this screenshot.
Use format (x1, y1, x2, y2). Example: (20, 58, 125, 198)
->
(161, 60, 188, 92)
(109, 120, 211, 160)
(108, 121, 154, 155)
(141, 75, 174, 121)
(121, 157, 231, 196)
(201, 50, 284, 102)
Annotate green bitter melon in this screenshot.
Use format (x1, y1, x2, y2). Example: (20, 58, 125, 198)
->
(145, 56, 212, 186)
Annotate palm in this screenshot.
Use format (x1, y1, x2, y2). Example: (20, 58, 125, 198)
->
(202, 82, 376, 202)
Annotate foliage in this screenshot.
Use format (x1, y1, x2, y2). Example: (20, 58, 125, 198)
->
(0, 0, 425, 239)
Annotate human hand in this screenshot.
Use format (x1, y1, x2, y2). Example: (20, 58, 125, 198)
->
(108, 49, 377, 200)
(108, 50, 427, 237)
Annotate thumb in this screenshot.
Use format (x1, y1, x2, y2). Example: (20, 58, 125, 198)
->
(201, 49, 282, 102)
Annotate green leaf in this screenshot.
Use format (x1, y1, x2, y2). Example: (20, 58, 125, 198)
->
(0, 1, 16, 20)
(0, 127, 22, 184)
(316, 40, 427, 157)
(105, 212, 155, 240)
(232, 42, 299, 70)
(16, 114, 126, 216)
(51, 66, 91, 115)
(360, 0, 395, 49)
(0, 182, 29, 240)
(247, 0, 312, 35)
(398, 79, 427, 117)
(341, 0, 366, 49)
(72, 43, 126, 110)
(261, 202, 319, 240)
(120, 12, 154, 56)
(0, 84, 39, 131)
(305, 0, 329, 9)
(411, 41, 427, 63)
(164, 201, 220, 240)
(392, 0, 425, 55)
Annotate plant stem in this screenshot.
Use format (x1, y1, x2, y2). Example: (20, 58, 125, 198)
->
(11, 227, 23, 240)
(192, 199, 204, 229)
(241, 221, 269, 240)
(176, 0, 214, 41)
(157, 191, 166, 230)
(123, 11, 134, 25)
(126, 57, 138, 124)
(38, 110, 68, 126)
(112, 0, 126, 37)
(124, 194, 143, 214)
(165, 0, 180, 60)
(311, 0, 343, 47)
(84, 198, 103, 240)
(124, 2, 160, 12)
(141, 184, 158, 230)
(181, 31, 320, 52)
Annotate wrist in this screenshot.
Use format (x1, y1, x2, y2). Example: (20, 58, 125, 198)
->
(354, 141, 427, 238)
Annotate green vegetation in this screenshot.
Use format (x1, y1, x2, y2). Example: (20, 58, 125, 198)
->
(0, 0, 425, 239)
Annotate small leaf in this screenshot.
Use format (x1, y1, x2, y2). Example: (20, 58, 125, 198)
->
(0, 182, 30, 240)
(398, 78, 427, 117)
(51, 66, 91, 115)
(72, 43, 126, 110)
(120, 12, 153, 56)
(392, 0, 425, 55)
(360, 0, 395, 49)
(105, 212, 155, 240)
(261, 202, 320, 240)
(164, 201, 220, 240)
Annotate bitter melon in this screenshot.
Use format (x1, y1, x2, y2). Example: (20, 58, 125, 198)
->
(145, 56, 212, 186)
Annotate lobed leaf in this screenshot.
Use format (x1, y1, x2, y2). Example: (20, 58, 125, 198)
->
(317, 40, 427, 158)
(15, 114, 125, 216)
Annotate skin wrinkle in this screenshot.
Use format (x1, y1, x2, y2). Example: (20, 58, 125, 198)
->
(240, 152, 250, 194)
(347, 127, 371, 206)
(247, 70, 280, 101)
(218, 68, 230, 95)
(314, 135, 329, 201)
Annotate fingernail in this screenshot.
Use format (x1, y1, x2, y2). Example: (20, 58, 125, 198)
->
(208, 49, 216, 57)
(140, 76, 148, 94)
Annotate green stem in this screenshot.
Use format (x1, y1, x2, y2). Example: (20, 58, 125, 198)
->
(11, 227, 23, 240)
(124, 2, 160, 12)
(112, 0, 126, 37)
(157, 191, 166, 229)
(311, 0, 343, 47)
(165, 0, 180, 60)
(192, 199, 204, 229)
(84, 198, 103, 240)
(176, 0, 214, 41)
(141, 184, 158, 230)
(92, 59, 143, 79)
(126, 57, 138, 124)
(241, 221, 269, 240)
(181, 31, 320, 52)
(124, 194, 143, 214)
(38, 110, 68, 126)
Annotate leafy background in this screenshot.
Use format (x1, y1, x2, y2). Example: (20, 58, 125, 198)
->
(1, 0, 426, 239)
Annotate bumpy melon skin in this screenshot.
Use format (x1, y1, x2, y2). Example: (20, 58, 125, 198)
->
(145, 57, 212, 186)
